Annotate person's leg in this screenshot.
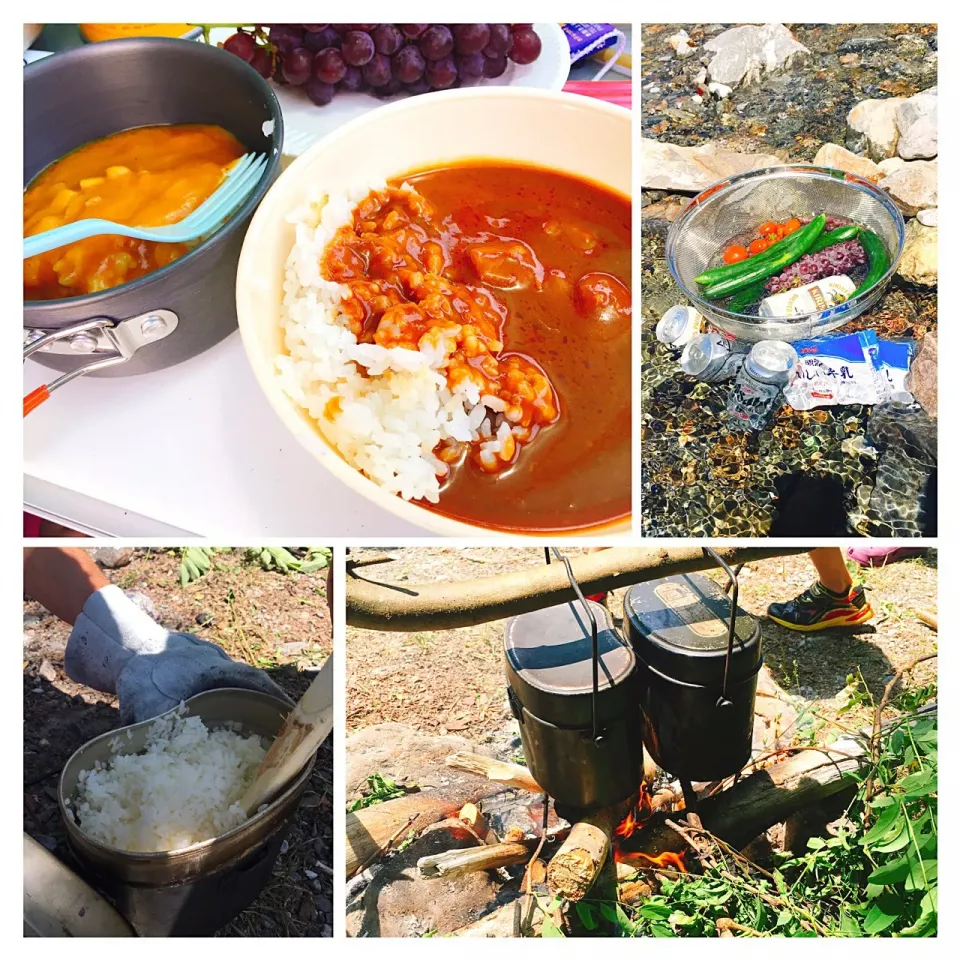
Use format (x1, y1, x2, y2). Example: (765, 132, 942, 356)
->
(767, 548, 873, 632)
(809, 547, 852, 594)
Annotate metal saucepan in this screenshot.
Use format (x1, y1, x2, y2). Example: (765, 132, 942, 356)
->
(23, 38, 283, 408)
(58, 688, 314, 936)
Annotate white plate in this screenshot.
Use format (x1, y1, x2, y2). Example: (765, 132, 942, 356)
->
(208, 24, 569, 157)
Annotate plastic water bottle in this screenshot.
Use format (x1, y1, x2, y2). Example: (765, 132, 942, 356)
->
(680, 333, 745, 383)
(726, 340, 799, 431)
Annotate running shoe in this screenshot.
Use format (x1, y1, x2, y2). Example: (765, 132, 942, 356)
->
(767, 581, 873, 631)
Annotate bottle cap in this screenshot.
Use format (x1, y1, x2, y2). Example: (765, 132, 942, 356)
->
(746, 340, 798, 382)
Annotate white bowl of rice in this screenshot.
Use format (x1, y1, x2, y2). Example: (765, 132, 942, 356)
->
(236, 86, 632, 536)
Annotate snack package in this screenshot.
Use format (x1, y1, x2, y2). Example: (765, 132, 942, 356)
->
(876, 339, 915, 398)
(561, 23, 621, 62)
(783, 331, 888, 410)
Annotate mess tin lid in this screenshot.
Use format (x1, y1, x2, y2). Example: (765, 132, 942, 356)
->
(623, 574, 761, 687)
(504, 599, 636, 728)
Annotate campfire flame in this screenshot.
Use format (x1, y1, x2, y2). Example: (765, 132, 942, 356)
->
(614, 782, 653, 840)
(613, 783, 687, 873)
(618, 850, 688, 873)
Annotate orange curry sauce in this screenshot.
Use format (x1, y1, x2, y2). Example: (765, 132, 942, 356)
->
(24, 124, 244, 300)
(322, 162, 631, 531)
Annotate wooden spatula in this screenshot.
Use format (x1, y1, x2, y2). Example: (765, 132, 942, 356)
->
(240, 654, 333, 816)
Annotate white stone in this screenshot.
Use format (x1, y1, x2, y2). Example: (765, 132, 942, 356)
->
(704, 23, 809, 87)
(898, 219, 937, 286)
(668, 29, 697, 58)
(691, 94, 703, 104)
(847, 97, 903, 160)
(879, 159, 938, 217)
(641, 138, 783, 192)
(708, 81, 733, 99)
(896, 87, 938, 159)
(812, 143, 883, 181)
(877, 156, 908, 175)
(917, 208, 938, 227)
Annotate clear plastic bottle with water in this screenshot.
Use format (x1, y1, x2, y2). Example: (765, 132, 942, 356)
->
(726, 340, 799, 431)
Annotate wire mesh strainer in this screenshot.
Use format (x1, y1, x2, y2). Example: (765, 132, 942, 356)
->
(666, 166, 906, 342)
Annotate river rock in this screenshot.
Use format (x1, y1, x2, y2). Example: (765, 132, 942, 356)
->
(896, 87, 938, 159)
(703, 23, 809, 87)
(668, 29, 696, 58)
(906, 331, 937, 419)
(879, 160, 937, 216)
(92, 547, 134, 568)
(898, 219, 937, 286)
(877, 156, 907, 176)
(642, 138, 782, 192)
(917, 208, 938, 227)
(812, 143, 883, 181)
(847, 97, 902, 160)
(345, 722, 484, 797)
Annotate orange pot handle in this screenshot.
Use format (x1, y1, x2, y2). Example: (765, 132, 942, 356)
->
(24, 385, 50, 417)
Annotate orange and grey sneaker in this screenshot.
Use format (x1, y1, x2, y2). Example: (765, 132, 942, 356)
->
(767, 581, 873, 632)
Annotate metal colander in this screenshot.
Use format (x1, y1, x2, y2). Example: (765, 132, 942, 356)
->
(666, 166, 906, 342)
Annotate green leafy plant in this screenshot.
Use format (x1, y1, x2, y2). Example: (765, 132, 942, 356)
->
(177, 546, 218, 586)
(579, 688, 936, 938)
(244, 546, 332, 574)
(347, 773, 410, 811)
(299, 547, 332, 573)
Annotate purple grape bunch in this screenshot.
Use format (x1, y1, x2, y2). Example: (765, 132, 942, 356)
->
(765, 239, 867, 294)
(220, 24, 543, 107)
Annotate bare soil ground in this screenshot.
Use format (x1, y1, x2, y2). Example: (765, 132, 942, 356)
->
(23, 547, 333, 938)
(346, 547, 938, 743)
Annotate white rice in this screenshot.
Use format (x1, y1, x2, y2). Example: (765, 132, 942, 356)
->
(71, 705, 266, 853)
(276, 177, 507, 504)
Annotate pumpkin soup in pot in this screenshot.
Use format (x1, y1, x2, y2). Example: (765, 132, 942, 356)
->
(24, 124, 245, 300)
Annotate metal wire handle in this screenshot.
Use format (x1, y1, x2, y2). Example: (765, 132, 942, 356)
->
(545, 548, 601, 742)
(702, 547, 739, 709)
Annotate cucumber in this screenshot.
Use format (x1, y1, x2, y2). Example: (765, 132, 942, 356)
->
(695, 221, 859, 288)
(807, 224, 859, 254)
(702, 216, 827, 300)
(695, 228, 806, 286)
(851, 229, 890, 298)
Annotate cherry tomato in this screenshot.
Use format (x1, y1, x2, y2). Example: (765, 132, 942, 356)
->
(723, 244, 748, 264)
(783, 217, 803, 235)
(758, 221, 779, 236)
(748, 237, 770, 255)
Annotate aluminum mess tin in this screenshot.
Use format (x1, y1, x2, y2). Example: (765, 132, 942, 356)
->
(623, 574, 762, 783)
(58, 688, 314, 937)
(24, 38, 283, 378)
(666, 166, 906, 343)
(504, 599, 644, 811)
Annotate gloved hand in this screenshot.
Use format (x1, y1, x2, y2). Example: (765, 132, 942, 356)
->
(65, 585, 291, 725)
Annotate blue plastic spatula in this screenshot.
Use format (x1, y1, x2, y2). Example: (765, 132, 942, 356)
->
(23, 152, 267, 259)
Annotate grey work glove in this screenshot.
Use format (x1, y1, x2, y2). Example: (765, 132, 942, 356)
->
(65, 585, 291, 725)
